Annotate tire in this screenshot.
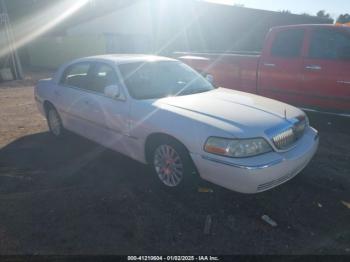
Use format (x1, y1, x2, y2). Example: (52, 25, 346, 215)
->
(46, 105, 65, 138)
(148, 137, 195, 189)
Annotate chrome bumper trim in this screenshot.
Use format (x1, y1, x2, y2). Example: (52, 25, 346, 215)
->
(201, 155, 284, 170)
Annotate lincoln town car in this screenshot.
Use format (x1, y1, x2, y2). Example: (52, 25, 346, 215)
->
(35, 55, 319, 194)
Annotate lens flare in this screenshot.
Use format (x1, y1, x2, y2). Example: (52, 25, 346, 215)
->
(0, 0, 89, 58)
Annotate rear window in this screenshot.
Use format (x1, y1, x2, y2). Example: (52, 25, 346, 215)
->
(271, 29, 304, 58)
(61, 63, 91, 89)
(309, 29, 350, 60)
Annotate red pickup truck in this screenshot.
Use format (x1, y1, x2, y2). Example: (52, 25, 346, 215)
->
(176, 24, 350, 116)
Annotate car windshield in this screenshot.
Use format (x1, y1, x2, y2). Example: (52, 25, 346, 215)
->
(118, 61, 215, 100)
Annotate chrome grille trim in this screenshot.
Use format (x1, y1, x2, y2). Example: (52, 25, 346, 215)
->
(266, 116, 307, 151)
(272, 128, 295, 150)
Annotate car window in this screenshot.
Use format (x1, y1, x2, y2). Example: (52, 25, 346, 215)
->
(271, 29, 304, 58)
(309, 29, 350, 60)
(118, 61, 214, 100)
(61, 63, 91, 89)
(90, 63, 119, 93)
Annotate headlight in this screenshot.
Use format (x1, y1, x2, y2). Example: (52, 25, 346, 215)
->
(204, 137, 272, 158)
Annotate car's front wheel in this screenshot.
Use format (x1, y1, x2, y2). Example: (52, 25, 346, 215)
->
(149, 138, 195, 188)
(46, 105, 64, 137)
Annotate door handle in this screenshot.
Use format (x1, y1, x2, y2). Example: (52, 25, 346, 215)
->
(337, 80, 350, 85)
(305, 65, 322, 70)
(263, 63, 276, 67)
(54, 90, 61, 96)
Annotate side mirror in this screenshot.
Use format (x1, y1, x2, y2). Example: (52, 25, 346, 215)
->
(205, 74, 214, 84)
(104, 85, 121, 99)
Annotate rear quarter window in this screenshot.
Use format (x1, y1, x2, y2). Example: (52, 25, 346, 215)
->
(60, 63, 91, 89)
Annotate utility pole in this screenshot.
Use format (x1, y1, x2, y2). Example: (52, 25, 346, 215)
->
(0, 0, 23, 80)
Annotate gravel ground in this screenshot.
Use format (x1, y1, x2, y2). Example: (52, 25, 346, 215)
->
(0, 74, 349, 255)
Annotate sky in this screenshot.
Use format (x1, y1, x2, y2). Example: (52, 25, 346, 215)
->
(204, 0, 348, 19)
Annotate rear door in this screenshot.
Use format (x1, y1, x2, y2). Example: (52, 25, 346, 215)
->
(258, 28, 305, 105)
(302, 28, 350, 113)
(56, 62, 95, 137)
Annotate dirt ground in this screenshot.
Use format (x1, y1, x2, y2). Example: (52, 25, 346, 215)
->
(0, 73, 349, 255)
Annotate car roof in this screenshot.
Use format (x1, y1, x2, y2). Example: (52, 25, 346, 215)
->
(72, 54, 178, 65)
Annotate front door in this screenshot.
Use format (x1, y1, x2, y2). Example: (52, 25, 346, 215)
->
(81, 62, 131, 154)
(258, 28, 305, 106)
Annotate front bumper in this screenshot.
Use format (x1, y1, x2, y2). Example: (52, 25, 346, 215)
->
(191, 127, 319, 194)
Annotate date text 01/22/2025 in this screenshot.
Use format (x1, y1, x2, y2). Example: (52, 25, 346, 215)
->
(127, 256, 220, 261)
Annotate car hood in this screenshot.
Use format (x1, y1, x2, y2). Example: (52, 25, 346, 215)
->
(156, 88, 304, 137)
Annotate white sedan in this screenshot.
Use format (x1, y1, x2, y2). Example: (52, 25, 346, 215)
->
(35, 55, 319, 194)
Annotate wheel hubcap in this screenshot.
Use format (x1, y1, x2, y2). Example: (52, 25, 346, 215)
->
(154, 145, 183, 187)
(48, 110, 61, 136)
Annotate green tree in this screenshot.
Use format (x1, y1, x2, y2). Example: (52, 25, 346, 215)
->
(337, 13, 350, 23)
(280, 10, 291, 14)
(317, 10, 331, 19)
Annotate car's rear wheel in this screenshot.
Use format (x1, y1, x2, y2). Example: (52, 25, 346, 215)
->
(46, 105, 64, 137)
(149, 137, 195, 188)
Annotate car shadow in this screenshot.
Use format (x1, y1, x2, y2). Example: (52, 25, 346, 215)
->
(0, 122, 349, 254)
(0, 131, 148, 194)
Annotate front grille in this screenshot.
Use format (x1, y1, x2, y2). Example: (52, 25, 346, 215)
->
(272, 128, 295, 150)
(272, 116, 307, 150)
(257, 172, 296, 192)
